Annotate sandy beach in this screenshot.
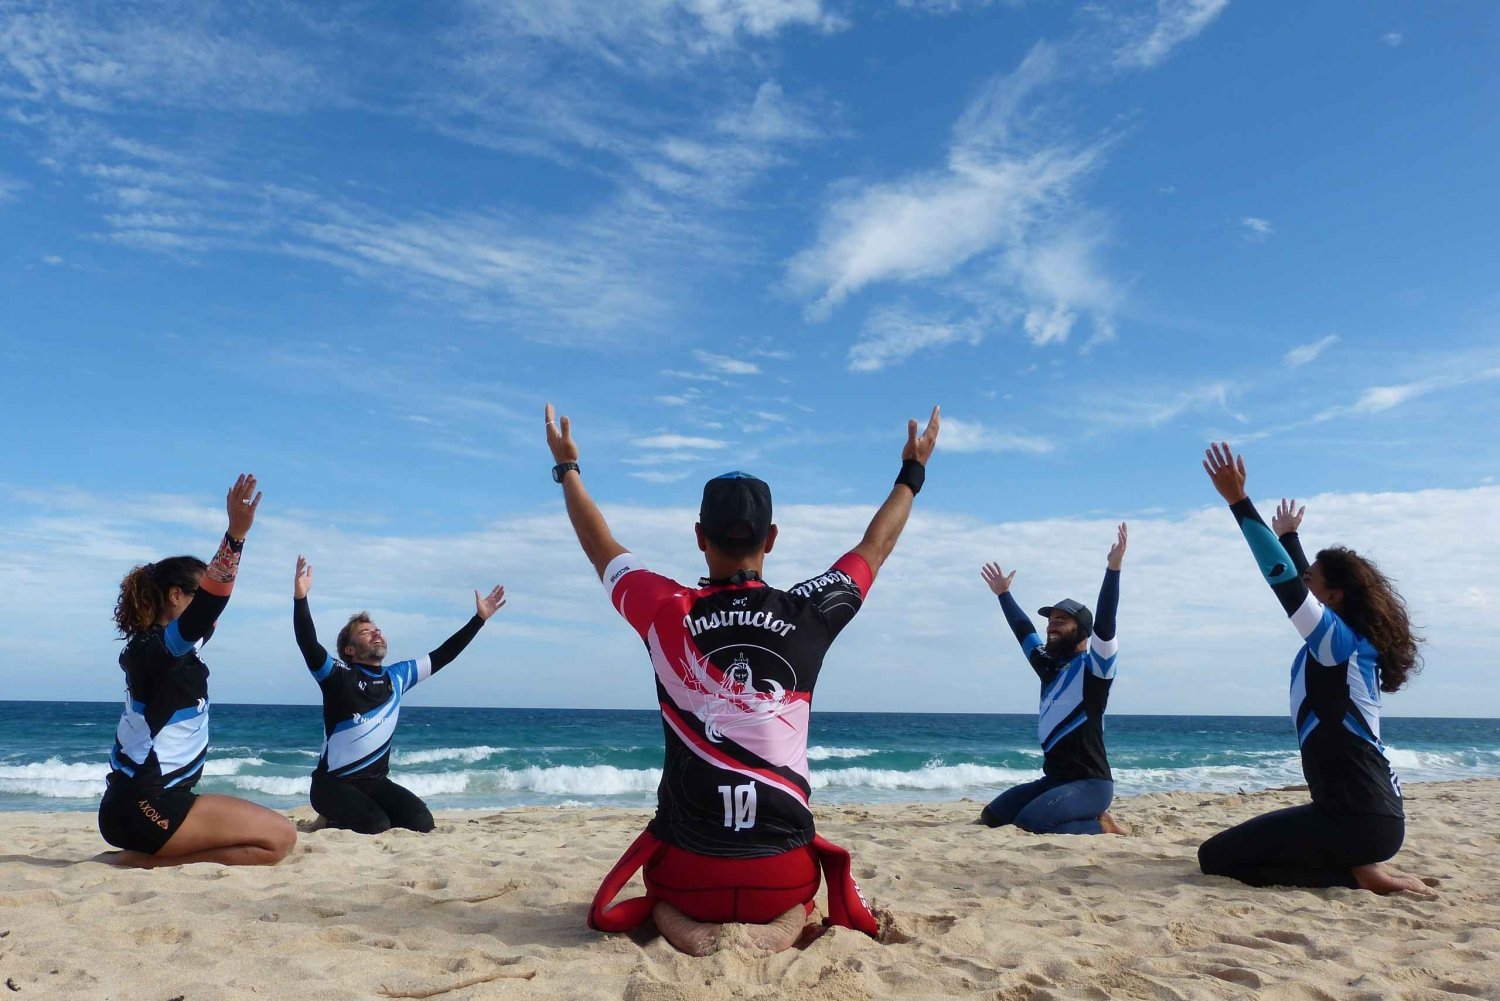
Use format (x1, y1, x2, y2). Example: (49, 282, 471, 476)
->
(1, 779, 1495, 1000)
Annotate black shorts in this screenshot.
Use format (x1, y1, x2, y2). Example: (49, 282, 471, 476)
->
(98, 783, 198, 854)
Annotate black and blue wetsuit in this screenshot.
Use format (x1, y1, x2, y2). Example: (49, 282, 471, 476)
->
(294, 597, 485, 834)
(1198, 500, 1405, 888)
(981, 568, 1120, 834)
(99, 534, 243, 854)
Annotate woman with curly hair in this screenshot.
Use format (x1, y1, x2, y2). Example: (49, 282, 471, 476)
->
(1199, 443, 1430, 894)
(99, 474, 296, 868)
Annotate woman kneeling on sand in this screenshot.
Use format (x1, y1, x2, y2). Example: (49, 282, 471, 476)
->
(1199, 443, 1430, 894)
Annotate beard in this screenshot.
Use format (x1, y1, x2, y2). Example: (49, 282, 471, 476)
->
(1044, 630, 1078, 658)
(353, 640, 387, 663)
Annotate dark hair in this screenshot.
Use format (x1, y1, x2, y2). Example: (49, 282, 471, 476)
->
(706, 523, 765, 561)
(114, 556, 206, 637)
(337, 612, 373, 660)
(1316, 546, 1423, 693)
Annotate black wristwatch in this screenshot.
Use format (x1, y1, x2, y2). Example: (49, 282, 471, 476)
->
(551, 461, 580, 483)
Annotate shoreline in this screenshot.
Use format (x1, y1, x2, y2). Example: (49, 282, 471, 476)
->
(3, 779, 1495, 999)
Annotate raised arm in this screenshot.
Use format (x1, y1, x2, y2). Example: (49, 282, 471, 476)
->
(1203, 443, 1310, 618)
(546, 403, 628, 579)
(1273, 498, 1310, 576)
(1093, 523, 1125, 644)
(175, 474, 259, 645)
(291, 555, 331, 673)
(980, 562, 1041, 657)
(426, 586, 505, 674)
(851, 406, 940, 582)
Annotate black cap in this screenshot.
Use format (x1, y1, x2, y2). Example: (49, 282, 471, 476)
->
(700, 472, 772, 548)
(1038, 598, 1093, 638)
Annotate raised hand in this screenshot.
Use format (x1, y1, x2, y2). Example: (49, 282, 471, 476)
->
(1202, 442, 1248, 504)
(226, 474, 262, 540)
(981, 562, 1017, 596)
(475, 585, 507, 620)
(903, 405, 941, 465)
(294, 555, 314, 599)
(1273, 498, 1305, 536)
(545, 402, 579, 465)
(1107, 522, 1128, 571)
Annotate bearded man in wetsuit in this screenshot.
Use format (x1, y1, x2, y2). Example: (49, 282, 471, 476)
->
(545, 401, 939, 955)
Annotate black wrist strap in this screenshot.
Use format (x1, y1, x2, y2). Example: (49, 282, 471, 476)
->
(895, 458, 925, 496)
(552, 461, 580, 483)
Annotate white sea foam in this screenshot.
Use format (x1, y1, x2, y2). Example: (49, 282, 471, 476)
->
(0, 759, 108, 798)
(229, 775, 311, 797)
(806, 746, 878, 761)
(201, 757, 267, 776)
(479, 765, 661, 797)
(811, 763, 1036, 792)
(393, 745, 510, 766)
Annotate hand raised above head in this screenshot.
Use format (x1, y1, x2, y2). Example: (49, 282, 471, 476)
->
(1202, 442, 1248, 504)
(544, 402, 579, 465)
(1107, 522, 1128, 570)
(980, 562, 1016, 596)
(475, 585, 507, 620)
(226, 474, 261, 539)
(294, 555, 313, 599)
(903, 405, 941, 466)
(1272, 498, 1306, 536)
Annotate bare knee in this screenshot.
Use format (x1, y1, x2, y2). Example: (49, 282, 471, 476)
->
(265, 816, 297, 861)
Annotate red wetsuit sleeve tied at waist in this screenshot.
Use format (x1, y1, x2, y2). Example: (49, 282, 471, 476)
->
(587, 831, 880, 937)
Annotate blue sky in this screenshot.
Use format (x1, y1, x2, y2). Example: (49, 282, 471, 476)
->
(2, 0, 1497, 716)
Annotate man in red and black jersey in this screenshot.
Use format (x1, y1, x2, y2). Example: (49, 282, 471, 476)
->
(546, 402, 939, 955)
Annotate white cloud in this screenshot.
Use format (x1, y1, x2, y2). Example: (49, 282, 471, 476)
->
(41, 254, 62, 265)
(848, 305, 983, 372)
(1240, 216, 1273, 241)
(1113, 0, 1231, 70)
(1283, 334, 1338, 368)
(1321, 367, 1500, 420)
(0, 173, 22, 203)
(936, 416, 1054, 454)
(1382, 31, 1404, 48)
(693, 349, 761, 376)
(1097, 380, 1242, 429)
(786, 42, 1115, 345)
(637, 433, 730, 450)
(3, 482, 1496, 716)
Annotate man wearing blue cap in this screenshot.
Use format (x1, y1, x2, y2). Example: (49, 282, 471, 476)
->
(545, 401, 939, 955)
(978, 523, 1129, 835)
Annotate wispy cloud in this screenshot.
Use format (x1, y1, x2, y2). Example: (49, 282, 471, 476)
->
(1283, 334, 1338, 368)
(848, 305, 984, 372)
(637, 434, 729, 450)
(1382, 31, 1404, 48)
(1112, 0, 1231, 70)
(1096, 381, 1243, 430)
(1332, 367, 1500, 418)
(937, 416, 1054, 454)
(786, 42, 1119, 359)
(693, 349, 761, 376)
(1240, 216, 1273, 241)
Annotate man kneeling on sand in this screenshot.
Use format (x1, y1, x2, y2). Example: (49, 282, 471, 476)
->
(546, 401, 938, 954)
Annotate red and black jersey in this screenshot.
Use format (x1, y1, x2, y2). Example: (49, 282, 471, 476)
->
(603, 551, 872, 859)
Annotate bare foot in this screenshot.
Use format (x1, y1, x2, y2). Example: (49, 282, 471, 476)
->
(652, 902, 724, 956)
(740, 904, 808, 954)
(1098, 811, 1129, 836)
(1352, 862, 1437, 897)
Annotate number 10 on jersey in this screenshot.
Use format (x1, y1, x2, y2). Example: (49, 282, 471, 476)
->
(718, 783, 757, 830)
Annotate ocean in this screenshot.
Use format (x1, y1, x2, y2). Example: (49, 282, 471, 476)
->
(2, 701, 1497, 813)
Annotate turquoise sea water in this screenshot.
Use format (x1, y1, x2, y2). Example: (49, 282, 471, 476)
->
(2, 701, 1496, 813)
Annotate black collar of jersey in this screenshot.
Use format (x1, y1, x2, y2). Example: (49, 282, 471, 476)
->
(698, 568, 763, 588)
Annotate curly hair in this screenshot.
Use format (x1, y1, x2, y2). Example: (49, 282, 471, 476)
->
(114, 556, 206, 638)
(1316, 546, 1423, 693)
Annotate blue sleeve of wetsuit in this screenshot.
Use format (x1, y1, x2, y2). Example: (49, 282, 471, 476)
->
(1093, 568, 1120, 642)
(1279, 531, 1311, 577)
(1229, 498, 1310, 617)
(997, 591, 1043, 661)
